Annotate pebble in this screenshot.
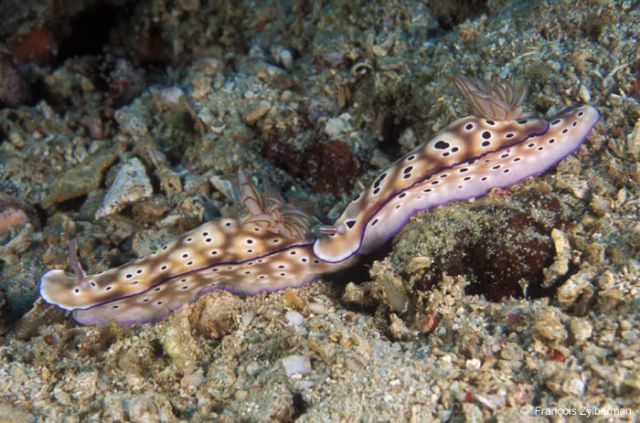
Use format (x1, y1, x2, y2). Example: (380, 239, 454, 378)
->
(115, 107, 149, 138)
(271, 45, 294, 70)
(282, 355, 311, 377)
(578, 84, 591, 103)
(159, 86, 185, 107)
(462, 403, 483, 422)
(562, 375, 585, 396)
(533, 308, 567, 342)
(285, 310, 304, 326)
(543, 229, 571, 286)
(398, 127, 418, 149)
(209, 174, 236, 200)
(627, 117, 640, 160)
(569, 317, 593, 345)
(324, 114, 352, 138)
(465, 358, 481, 370)
(557, 265, 596, 307)
(44, 142, 125, 208)
(242, 101, 271, 125)
(95, 157, 153, 219)
(369, 149, 390, 168)
(0, 193, 34, 237)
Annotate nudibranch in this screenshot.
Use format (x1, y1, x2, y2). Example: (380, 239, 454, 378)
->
(39, 75, 600, 325)
(41, 169, 353, 324)
(314, 77, 550, 262)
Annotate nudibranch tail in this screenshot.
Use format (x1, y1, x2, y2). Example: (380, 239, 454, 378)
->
(356, 105, 600, 254)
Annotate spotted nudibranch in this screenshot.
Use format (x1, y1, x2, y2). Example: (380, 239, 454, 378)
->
(40, 76, 601, 324)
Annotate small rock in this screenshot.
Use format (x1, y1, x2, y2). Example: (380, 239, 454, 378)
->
(569, 317, 592, 345)
(44, 142, 126, 208)
(159, 86, 185, 107)
(398, 127, 418, 149)
(158, 308, 202, 368)
(240, 311, 255, 328)
(0, 193, 35, 237)
(622, 371, 640, 392)
(308, 301, 330, 315)
(462, 403, 483, 422)
(543, 229, 571, 286)
(557, 265, 596, 307)
(285, 310, 304, 326)
(271, 45, 293, 70)
(0, 403, 32, 423)
(192, 293, 239, 339)
(369, 149, 390, 168)
(0, 48, 31, 107)
(96, 157, 153, 219)
(500, 342, 524, 361)
(578, 84, 591, 103)
(209, 174, 236, 200)
(115, 105, 149, 138)
(627, 117, 640, 160)
(341, 282, 375, 307)
(282, 355, 311, 377)
(242, 101, 271, 125)
(191, 57, 223, 76)
(562, 374, 585, 396)
(281, 289, 306, 312)
(465, 358, 481, 370)
(371, 260, 409, 313)
(142, 148, 182, 196)
(131, 196, 171, 221)
(389, 313, 412, 340)
(128, 394, 176, 422)
(324, 114, 352, 138)
(589, 194, 610, 216)
(533, 308, 567, 342)
(181, 368, 204, 392)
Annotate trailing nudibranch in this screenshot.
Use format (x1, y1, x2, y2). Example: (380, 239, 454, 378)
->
(41, 169, 354, 324)
(39, 76, 601, 324)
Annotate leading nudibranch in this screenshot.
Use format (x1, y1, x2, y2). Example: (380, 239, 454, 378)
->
(39, 75, 600, 325)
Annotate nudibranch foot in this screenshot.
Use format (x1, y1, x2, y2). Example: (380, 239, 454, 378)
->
(71, 245, 354, 325)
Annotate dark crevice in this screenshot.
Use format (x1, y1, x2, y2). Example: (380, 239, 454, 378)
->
(427, 0, 489, 31)
(56, 2, 126, 65)
(378, 116, 409, 159)
(33, 204, 49, 228)
(54, 195, 88, 212)
(290, 392, 308, 421)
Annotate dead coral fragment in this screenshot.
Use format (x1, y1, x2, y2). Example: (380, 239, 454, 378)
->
(95, 157, 153, 219)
